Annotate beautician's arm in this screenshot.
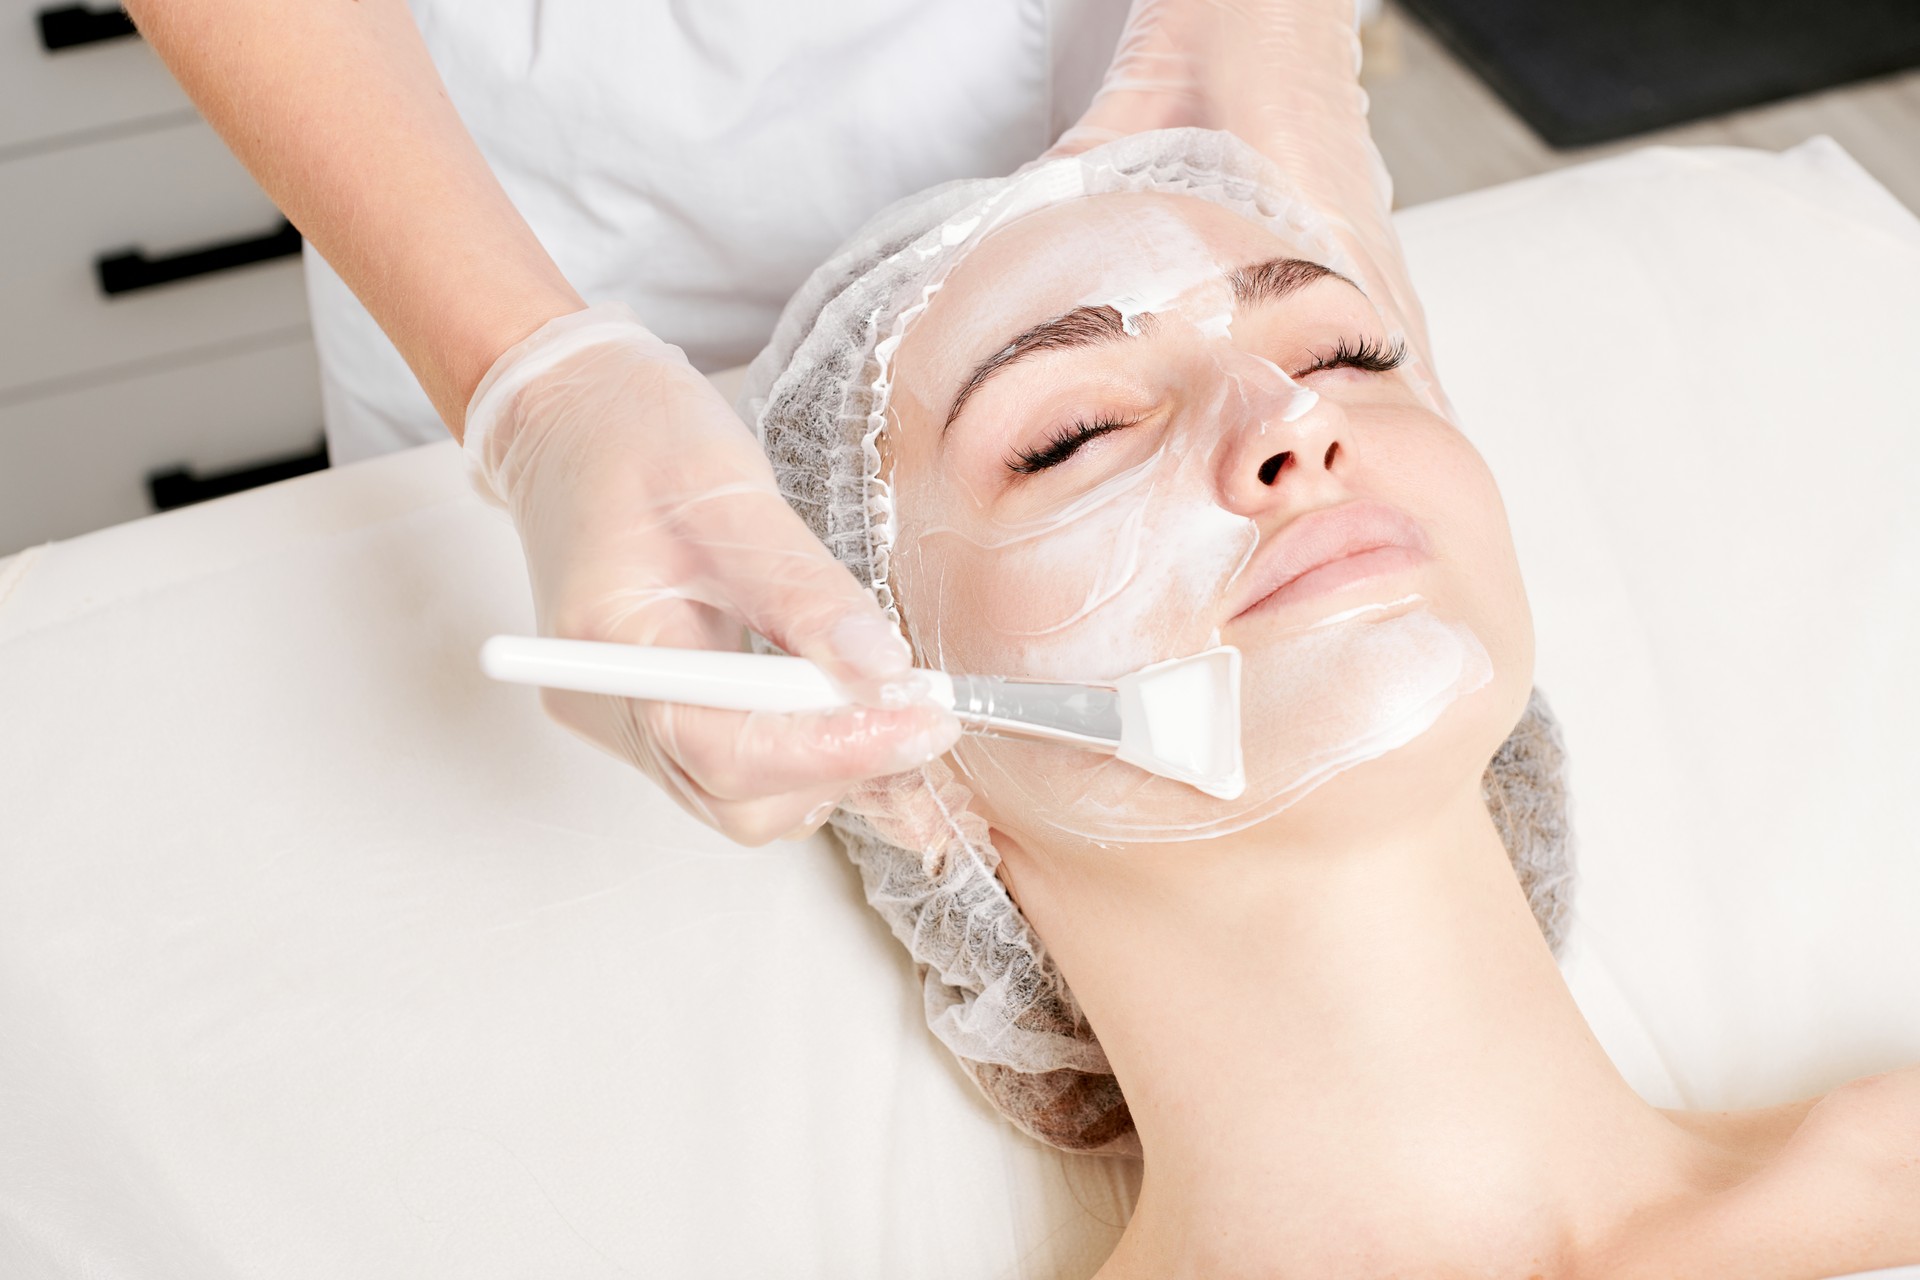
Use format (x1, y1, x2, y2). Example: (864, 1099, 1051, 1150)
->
(125, 0, 957, 844)
(1052, 0, 1434, 364)
(123, 0, 578, 429)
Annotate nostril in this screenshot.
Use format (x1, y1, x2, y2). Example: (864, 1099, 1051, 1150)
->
(1257, 452, 1290, 486)
(1324, 441, 1341, 468)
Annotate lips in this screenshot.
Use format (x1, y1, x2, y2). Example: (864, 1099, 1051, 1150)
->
(1227, 500, 1431, 621)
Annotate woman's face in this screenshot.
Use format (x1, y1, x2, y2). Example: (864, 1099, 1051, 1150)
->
(880, 191, 1532, 849)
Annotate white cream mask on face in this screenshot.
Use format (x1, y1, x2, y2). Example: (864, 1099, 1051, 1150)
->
(881, 194, 1491, 847)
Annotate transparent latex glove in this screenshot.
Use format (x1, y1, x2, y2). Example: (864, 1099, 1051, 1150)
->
(466, 303, 960, 845)
(1046, 0, 1434, 367)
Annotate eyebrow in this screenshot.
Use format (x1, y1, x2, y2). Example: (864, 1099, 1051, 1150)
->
(941, 257, 1357, 433)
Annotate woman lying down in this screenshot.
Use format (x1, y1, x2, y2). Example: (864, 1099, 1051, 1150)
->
(497, 1, 1919, 1274)
(737, 7, 1920, 1278)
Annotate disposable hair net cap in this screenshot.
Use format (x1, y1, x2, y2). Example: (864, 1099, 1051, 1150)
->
(738, 128, 1571, 1155)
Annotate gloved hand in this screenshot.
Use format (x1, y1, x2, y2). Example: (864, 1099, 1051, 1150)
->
(1043, 0, 1433, 385)
(466, 303, 961, 845)
(1046, 0, 1367, 161)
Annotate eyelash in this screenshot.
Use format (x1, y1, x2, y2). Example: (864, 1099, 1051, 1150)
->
(1003, 334, 1409, 475)
(1295, 333, 1408, 376)
(1007, 416, 1132, 474)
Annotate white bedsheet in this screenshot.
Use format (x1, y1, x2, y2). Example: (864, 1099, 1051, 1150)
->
(1, 138, 1916, 1277)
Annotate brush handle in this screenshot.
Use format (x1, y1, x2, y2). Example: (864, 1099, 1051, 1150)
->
(479, 636, 957, 713)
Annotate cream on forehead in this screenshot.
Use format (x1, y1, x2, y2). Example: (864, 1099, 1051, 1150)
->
(900, 193, 1316, 401)
(1071, 204, 1234, 338)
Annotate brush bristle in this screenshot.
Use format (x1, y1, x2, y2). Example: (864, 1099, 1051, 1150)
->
(1114, 647, 1245, 798)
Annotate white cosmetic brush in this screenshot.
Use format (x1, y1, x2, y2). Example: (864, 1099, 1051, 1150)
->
(479, 636, 1246, 800)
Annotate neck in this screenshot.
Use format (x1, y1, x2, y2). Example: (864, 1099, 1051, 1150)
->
(1005, 781, 1730, 1278)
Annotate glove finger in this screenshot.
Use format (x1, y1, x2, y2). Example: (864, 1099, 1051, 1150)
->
(534, 689, 824, 846)
(690, 490, 919, 706)
(773, 788, 847, 842)
(557, 693, 849, 846)
(634, 768, 839, 849)
(539, 487, 912, 706)
(722, 788, 848, 847)
(541, 688, 958, 803)
(659, 777, 846, 848)
(647, 697, 959, 802)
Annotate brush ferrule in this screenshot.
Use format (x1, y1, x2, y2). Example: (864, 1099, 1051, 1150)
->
(946, 675, 1123, 752)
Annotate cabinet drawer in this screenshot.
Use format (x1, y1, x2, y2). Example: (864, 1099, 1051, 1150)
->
(0, 335, 323, 554)
(0, 1, 192, 156)
(0, 117, 309, 398)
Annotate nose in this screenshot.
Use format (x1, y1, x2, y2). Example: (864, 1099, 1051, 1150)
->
(1211, 351, 1350, 517)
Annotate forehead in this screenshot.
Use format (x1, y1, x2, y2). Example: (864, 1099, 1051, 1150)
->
(896, 191, 1306, 399)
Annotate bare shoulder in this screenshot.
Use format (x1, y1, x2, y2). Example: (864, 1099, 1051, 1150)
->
(1788, 1064, 1920, 1172)
(1599, 1076, 1920, 1278)
(1607, 1073, 1920, 1277)
(1747, 1064, 1920, 1262)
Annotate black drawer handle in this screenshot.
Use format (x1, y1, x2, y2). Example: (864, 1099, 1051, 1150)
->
(96, 219, 303, 296)
(147, 435, 330, 512)
(36, 3, 138, 51)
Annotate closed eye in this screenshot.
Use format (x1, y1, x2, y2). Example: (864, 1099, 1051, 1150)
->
(1004, 332, 1404, 476)
(1006, 416, 1133, 475)
(1292, 334, 1407, 377)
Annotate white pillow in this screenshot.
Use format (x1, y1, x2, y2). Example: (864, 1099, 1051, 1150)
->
(1399, 137, 1920, 1112)
(0, 138, 1914, 1277)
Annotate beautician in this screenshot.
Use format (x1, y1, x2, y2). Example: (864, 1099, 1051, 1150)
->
(123, 0, 1131, 843)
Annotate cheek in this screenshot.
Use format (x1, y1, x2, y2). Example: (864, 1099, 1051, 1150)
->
(894, 490, 1257, 681)
(1377, 426, 1532, 685)
(1441, 450, 1529, 655)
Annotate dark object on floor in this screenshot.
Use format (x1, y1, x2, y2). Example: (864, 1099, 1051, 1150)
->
(147, 436, 330, 512)
(1392, 0, 1920, 148)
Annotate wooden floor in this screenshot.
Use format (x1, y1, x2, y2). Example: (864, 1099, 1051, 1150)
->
(1359, 3, 1920, 213)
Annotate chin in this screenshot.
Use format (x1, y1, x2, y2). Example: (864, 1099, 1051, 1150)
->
(1246, 670, 1532, 848)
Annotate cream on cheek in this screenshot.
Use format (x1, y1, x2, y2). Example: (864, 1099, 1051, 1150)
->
(894, 402, 1491, 847)
(913, 201, 1242, 379)
(954, 601, 1494, 847)
(891, 396, 1493, 847)
(908, 441, 1256, 675)
(884, 208, 1493, 847)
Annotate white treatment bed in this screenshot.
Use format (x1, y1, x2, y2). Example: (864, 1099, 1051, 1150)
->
(2, 138, 1917, 1278)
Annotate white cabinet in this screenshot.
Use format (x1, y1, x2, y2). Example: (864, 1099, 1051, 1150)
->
(0, 120, 310, 397)
(0, 6, 323, 555)
(0, 336, 323, 550)
(0, 1, 193, 156)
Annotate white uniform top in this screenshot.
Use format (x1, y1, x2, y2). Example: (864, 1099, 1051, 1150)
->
(307, 0, 1126, 463)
